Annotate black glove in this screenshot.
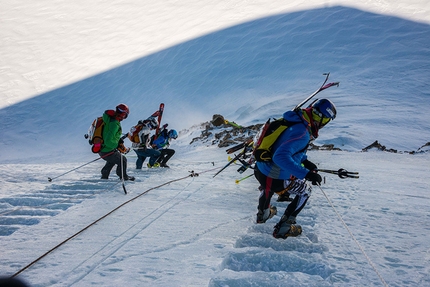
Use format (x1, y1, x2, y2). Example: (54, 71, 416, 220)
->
(302, 159, 317, 171)
(305, 171, 322, 185)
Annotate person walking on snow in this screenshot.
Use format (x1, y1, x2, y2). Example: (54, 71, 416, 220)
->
(254, 99, 336, 239)
(99, 104, 135, 181)
(131, 117, 161, 169)
(153, 128, 178, 168)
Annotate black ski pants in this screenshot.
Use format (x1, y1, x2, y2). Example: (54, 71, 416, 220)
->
(99, 150, 128, 179)
(156, 148, 175, 165)
(254, 166, 310, 219)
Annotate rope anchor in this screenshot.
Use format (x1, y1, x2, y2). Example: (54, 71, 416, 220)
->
(189, 170, 199, 177)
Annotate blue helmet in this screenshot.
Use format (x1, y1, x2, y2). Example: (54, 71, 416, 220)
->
(168, 129, 178, 139)
(311, 99, 337, 124)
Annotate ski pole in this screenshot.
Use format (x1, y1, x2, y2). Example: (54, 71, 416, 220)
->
(47, 151, 114, 182)
(235, 174, 253, 184)
(317, 168, 359, 179)
(213, 143, 253, 178)
(120, 153, 127, 194)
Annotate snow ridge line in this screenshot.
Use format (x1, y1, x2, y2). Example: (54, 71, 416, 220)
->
(11, 170, 202, 278)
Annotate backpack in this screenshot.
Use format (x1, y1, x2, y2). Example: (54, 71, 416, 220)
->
(128, 122, 145, 143)
(87, 116, 105, 153)
(253, 118, 298, 162)
(151, 129, 168, 148)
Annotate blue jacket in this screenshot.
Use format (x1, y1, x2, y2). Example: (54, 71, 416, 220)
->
(152, 130, 170, 150)
(256, 110, 311, 180)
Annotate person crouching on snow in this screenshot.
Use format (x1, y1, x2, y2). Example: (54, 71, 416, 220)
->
(131, 117, 161, 169)
(152, 128, 178, 168)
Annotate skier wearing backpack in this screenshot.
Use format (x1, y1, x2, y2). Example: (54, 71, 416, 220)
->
(254, 99, 336, 239)
(99, 104, 135, 181)
(130, 117, 161, 169)
(153, 129, 178, 168)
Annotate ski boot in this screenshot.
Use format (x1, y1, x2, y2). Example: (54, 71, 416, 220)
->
(273, 216, 302, 239)
(256, 206, 277, 223)
(147, 162, 160, 168)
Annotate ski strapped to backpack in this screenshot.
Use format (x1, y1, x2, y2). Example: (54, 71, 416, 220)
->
(128, 103, 165, 144)
(293, 72, 339, 112)
(253, 73, 340, 162)
(154, 103, 164, 140)
(85, 117, 105, 153)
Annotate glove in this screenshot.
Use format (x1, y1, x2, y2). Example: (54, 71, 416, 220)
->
(302, 159, 317, 171)
(117, 142, 130, 154)
(305, 171, 322, 185)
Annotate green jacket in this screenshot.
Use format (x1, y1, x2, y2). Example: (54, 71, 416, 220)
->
(101, 110, 122, 152)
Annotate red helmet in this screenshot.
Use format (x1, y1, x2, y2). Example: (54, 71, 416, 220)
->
(116, 104, 129, 119)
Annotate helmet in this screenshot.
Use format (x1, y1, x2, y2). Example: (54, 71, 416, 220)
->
(311, 99, 336, 126)
(147, 117, 158, 129)
(116, 104, 129, 119)
(168, 129, 178, 139)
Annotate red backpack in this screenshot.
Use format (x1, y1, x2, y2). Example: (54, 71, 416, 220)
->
(86, 117, 105, 153)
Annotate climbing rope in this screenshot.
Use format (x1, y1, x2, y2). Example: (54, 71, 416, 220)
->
(11, 170, 204, 277)
(318, 185, 389, 287)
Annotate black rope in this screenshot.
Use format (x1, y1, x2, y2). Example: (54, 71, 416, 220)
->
(12, 171, 197, 277)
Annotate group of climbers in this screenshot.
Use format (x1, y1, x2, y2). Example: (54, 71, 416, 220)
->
(95, 104, 178, 182)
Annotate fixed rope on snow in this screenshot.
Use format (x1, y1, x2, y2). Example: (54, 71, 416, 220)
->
(317, 185, 389, 287)
(10, 167, 218, 278)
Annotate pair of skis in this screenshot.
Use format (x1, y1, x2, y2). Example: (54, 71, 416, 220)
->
(293, 72, 339, 111)
(213, 140, 254, 178)
(151, 103, 165, 140)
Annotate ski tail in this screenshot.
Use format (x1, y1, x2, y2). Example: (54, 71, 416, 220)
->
(214, 142, 253, 178)
(226, 139, 253, 154)
(153, 103, 165, 140)
(293, 73, 339, 111)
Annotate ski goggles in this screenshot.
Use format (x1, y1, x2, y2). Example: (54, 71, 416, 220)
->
(117, 111, 128, 120)
(116, 107, 129, 119)
(312, 110, 331, 126)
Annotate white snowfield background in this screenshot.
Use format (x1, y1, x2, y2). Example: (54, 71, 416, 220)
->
(1, 0, 429, 286)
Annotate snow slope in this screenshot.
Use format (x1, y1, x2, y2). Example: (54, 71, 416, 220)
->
(0, 2, 429, 164)
(1, 0, 430, 286)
